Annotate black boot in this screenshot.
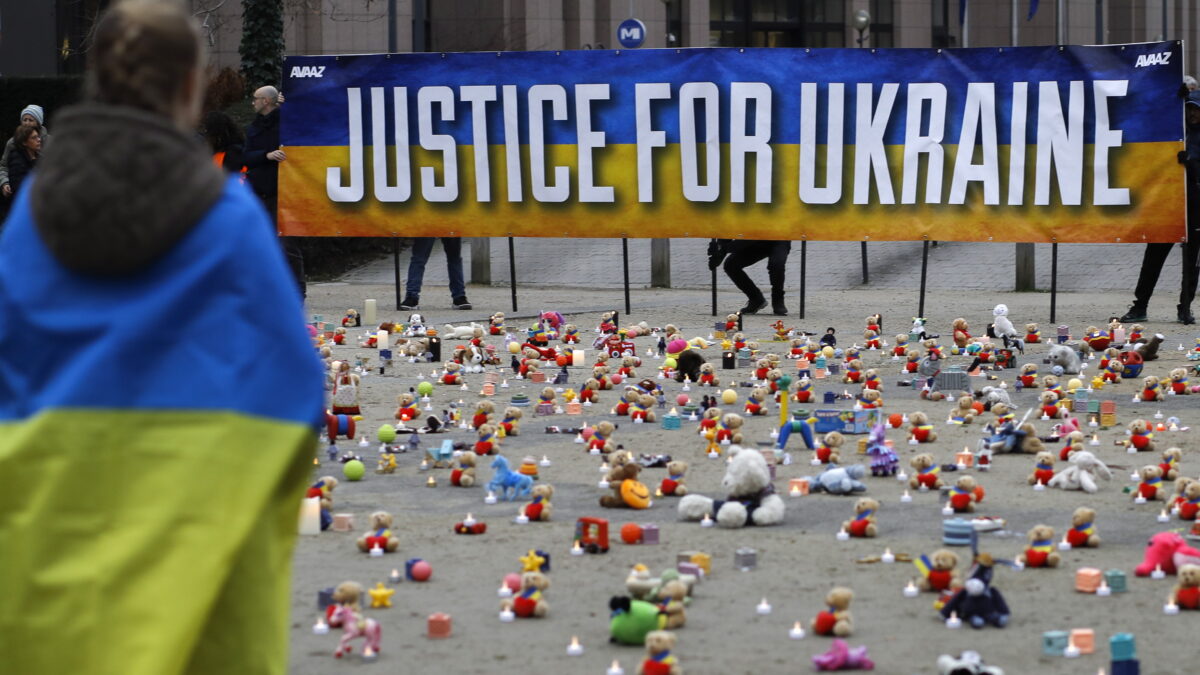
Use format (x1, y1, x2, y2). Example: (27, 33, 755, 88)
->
(1120, 304, 1148, 322)
(1179, 304, 1196, 325)
(771, 290, 788, 316)
(739, 295, 767, 315)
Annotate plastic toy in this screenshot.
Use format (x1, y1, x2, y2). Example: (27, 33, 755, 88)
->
(488, 455, 533, 501)
(813, 640, 874, 672)
(864, 423, 898, 476)
(368, 582, 394, 609)
(328, 582, 382, 660)
(609, 597, 663, 645)
(575, 517, 610, 553)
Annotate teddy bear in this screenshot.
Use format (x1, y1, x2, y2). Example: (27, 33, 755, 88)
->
(1046, 344, 1082, 375)
(1066, 506, 1100, 548)
(794, 376, 814, 403)
(589, 420, 617, 454)
(697, 407, 721, 435)
(593, 365, 613, 389)
(450, 453, 476, 487)
(631, 393, 658, 423)
(677, 447, 785, 527)
(1041, 374, 1063, 400)
(392, 392, 418, 423)
(714, 413, 745, 445)
(440, 361, 463, 385)
(811, 587, 854, 637)
(863, 328, 881, 350)
(1017, 363, 1038, 388)
(519, 350, 542, 379)
(494, 406, 521, 436)
(744, 387, 769, 416)
(637, 630, 682, 675)
(1039, 391, 1064, 419)
(660, 460, 689, 497)
(908, 411, 937, 443)
(474, 423, 499, 455)
(842, 497, 879, 537)
(909, 454, 944, 490)
(1028, 452, 1056, 486)
(765, 369, 784, 397)
(1017, 524, 1061, 568)
(1178, 480, 1200, 521)
(501, 571, 550, 618)
(1137, 376, 1164, 402)
(357, 511, 400, 553)
(1047, 449, 1112, 493)
(950, 396, 976, 424)
(753, 357, 772, 382)
(1057, 431, 1085, 461)
(1160, 447, 1183, 481)
(843, 358, 864, 384)
(653, 579, 688, 631)
(1024, 322, 1041, 344)
(952, 318, 972, 349)
(917, 549, 962, 592)
(949, 475, 983, 513)
(600, 462, 650, 509)
(904, 348, 921, 373)
(816, 431, 844, 465)
(696, 362, 719, 387)
(561, 322, 580, 343)
(469, 401, 494, 429)
(594, 352, 611, 368)
(579, 378, 600, 403)
(1169, 367, 1191, 395)
(619, 356, 639, 378)
(537, 387, 557, 409)
(1135, 465, 1166, 501)
(520, 484, 553, 521)
(1171, 564, 1200, 610)
(731, 331, 747, 350)
(1126, 418, 1156, 453)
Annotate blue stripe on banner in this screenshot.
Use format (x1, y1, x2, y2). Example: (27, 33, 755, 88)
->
(281, 43, 1183, 148)
(0, 178, 326, 426)
(1028, 0, 1039, 21)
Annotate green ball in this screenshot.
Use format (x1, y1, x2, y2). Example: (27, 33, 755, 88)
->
(377, 424, 396, 444)
(417, 381, 434, 397)
(663, 357, 677, 370)
(343, 459, 365, 481)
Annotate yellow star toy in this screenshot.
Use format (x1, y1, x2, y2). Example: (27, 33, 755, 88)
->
(519, 549, 546, 572)
(368, 582, 395, 609)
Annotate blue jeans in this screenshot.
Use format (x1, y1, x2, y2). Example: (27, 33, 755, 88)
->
(405, 237, 466, 300)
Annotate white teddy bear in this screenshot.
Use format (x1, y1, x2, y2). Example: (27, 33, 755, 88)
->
(1047, 449, 1112, 493)
(991, 304, 1018, 339)
(677, 447, 785, 527)
(444, 322, 483, 340)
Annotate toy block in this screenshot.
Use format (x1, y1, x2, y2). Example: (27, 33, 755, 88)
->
(481, 383, 496, 396)
(1075, 567, 1103, 593)
(1072, 399, 1088, 413)
(813, 368, 827, 379)
(332, 513, 355, 532)
(677, 561, 702, 578)
(1110, 633, 1137, 661)
(942, 519, 973, 546)
(1104, 569, 1128, 593)
(427, 612, 452, 639)
(1070, 628, 1095, 654)
(1101, 413, 1117, 427)
(566, 401, 582, 415)
(1042, 630, 1069, 655)
(317, 587, 336, 610)
(1087, 400, 1101, 413)
(823, 392, 838, 404)
(788, 477, 811, 495)
(529, 371, 546, 383)
(954, 450, 974, 467)
(1111, 659, 1140, 675)
(661, 414, 681, 429)
(536, 402, 555, 416)
(1100, 401, 1117, 414)
(735, 547, 758, 570)
(641, 524, 659, 545)
(484, 372, 500, 384)
(690, 552, 711, 576)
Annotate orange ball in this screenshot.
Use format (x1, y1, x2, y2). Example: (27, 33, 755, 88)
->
(619, 522, 643, 544)
(971, 401, 985, 415)
(888, 413, 904, 428)
(556, 354, 570, 367)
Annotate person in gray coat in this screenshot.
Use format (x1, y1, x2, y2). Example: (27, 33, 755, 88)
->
(1, 105, 50, 198)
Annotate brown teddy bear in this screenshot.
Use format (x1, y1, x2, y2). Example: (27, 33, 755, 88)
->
(1178, 480, 1200, 521)
(753, 357, 772, 381)
(1017, 524, 1061, 568)
(619, 355, 639, 379)
(500, 571, 550, 618)
(1169, 367, 1191, 395)
(1059, 431, 1085, 460)
(909, 453, 944, 490)
(857, 388, 882, 410)
(816, 431, 844, 465)
(1137, 375, 1164, 402)
(520, 351, 542, 379)
(697, 362, 719, 387)
(660, 460, 689, 497)
(1171, 564, 1200, 610)
(952, 318, 972, 349)
(471, 400, 495, 429)
(637, 631, 681, 675)
(811, 587, 854, 637)
(904, 348, 922, 373)
(1041, 375, 1063, 400)
(588, 420, 617, 454)
(357, 511, 400, 553)
(917, 549, 961, 592)
(579, 378, 601, 404)
(744, 387, 769, 416)
(843, 358, 865, 384)
(1039, 391, 1064, 419)
(716, 413, 745, 445)
(1134, 465, 1166, 501)
(450, 453, 476, 487)
(948, 475, 982, 513)
(520, 484, 553, 521)
(632, 393, 658, 423)
(697, 407, 722, 436)
(1126, 418, 1156, 453)
(1065, 506, 1100, 548)
(950, 395, 976, 424)
(1160, 447, 1183, 481)
(1018, 363, 1038, 388)
(498, 406, 523, 436)
(1028, 451, 1056, 486)
(592, 365, 612, 389)
(1015, 423, 1046, 454)
(908, 411, 937, 443)
(1024, 322, 1041, 343)
(600, 462, 650, 509)
(863, 328, 880, 350)
(394, 392, 419, 422)
(440, 361, 463, 385)
(655, 581, 688, 629)
(842, 497, 880, 537)
(474, 423, 499, 455)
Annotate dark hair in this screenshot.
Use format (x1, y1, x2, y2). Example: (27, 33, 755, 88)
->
(202, 110, 244, 153)
(13, 124, 40, 155)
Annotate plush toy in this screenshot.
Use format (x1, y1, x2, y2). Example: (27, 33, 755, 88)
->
(450, 453, 476, 487)
(809, 463, 869, 495)
(501, 571, 550, 618)
(619, 356, 639, 379)
(952, 318, 972, 349)
(660, 460, 689, 497)
(842, 497, 879, 537)
(916, 549, 961, 592)
(1046, 344, 1082, 375)
(950, 396, 977, 424)
(674, 348, 706, 384)
(909, 454, 944, 490)
(440, 361, 463, 385)
(1015, 363, 1037, 389)
(1126, 418, 1156, 452)
(1136, 532, 1200, 576)
(811, 587, 854, 637)
(891, 334, 909, 357)
(1081, 326, 1110, 351)
(677, 447, 785, 527)
(474, 423, 499, 456)
(816, 431, 844, 465)
(495, 406, 521, 436)
(592, 365, 612, 389)
(1127, 323, 1145, 342)
(939, 553, 1010, 629)
(625, 565, 659, 600)
(1065, 506, 1100, 548)
(903, 348, 921, 373)
(580, 378, 600, 403)
(561, 323, 580, 343)
(601, 462, 651, 509)
(1027, 452, 1056, 486)
(655, 582, 688, 630)
(329, 361, 361, 415)
(991, 304, 1018, 339)
(697, 408, 721, 435)
(908, 411, 937, 443)
(1039, 391, 1064, 419)
(1171, 564, 1200, 610)
(1179, 481, 1200, 521)
(469, 400, 494, 430)
(1057, 431, 1085, 461)
(1135, 465, 1166, 501)
(594, 352, 611, 368)
(1169, 367, 1191, 395)
(588, 421, 617, 454)
(631, 394, 658, 423)
(306, 476, 337, 530)
(357, 511, 400, 553)
(949, 476, 983, 513)
(863, 328, 881, 350)
(1047, 450, 1112, 493)
(1017, 525, 1061, 568)
(1137, 376, 1164, 402)
(443, 322, 484, 340)
(861, 369, 882, 393)
(715, 413, 745, 445)
(637, 630, 682, 675)
(1160, 447, 1182, 481)
(843, 359, 864, 384)
(538, 386, 557, 409)
(695, 362, 719, 388)
(520, 484, 554, 521)
(794, 377, 814, 403)
(744, 387, 769, 416)
(1024, 323, 1041, 344)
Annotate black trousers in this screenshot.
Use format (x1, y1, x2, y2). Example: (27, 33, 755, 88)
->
(723, 240, 790, 302)
(1132, 178, 1199, 310)
(257, 192, 306, 299)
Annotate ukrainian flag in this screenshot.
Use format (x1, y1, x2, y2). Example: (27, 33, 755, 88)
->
(0, 179, 325, 674)
(913, 554, 933, 578)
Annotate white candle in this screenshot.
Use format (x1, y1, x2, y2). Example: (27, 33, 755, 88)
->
(836, 528, 850, 541)
(881, 548, 895, 564)
(1134, 495, 1147, 504)
(1064, 639, 1080, 658)
(1152, 564, 1166, 580)
(789, 621, 806, 639)
(1058, 537, 1072, 551)
(607, 660, 625, 675)
(1164, 597, 1180, 615)
(484, 491, 497, 505)
(313, 617, 329, 634)
(598, 479, 610, 489)
(756, 598, 772, 615)
(298, 497, 321, 535)
(1157, 510, 1171, 523)
(540, 455, 551, 467)
(571, 541, 584, 556)
(572, 349, 585, 367)
(499, 608, 515, 622)
(896, 470, 908, 482)
(903, 581, 919, 598)
(701, 514, 714, 528)
(1033, 481, 1045, 492)
(363, 299, 377, 324)
(566, 636, 584, 656)
(900, 490, 912, 503)
(810, 457, 823, 466)
(945, 611, 962, 629)
(515, 512, 529, 525)
(941, 504, 954, 516)
(376, 330, 389, 349)
(369, 544, 383, 558)
(1096, 580, 1111, 597)
(463, 513, 476, 527)
(498, 584, 512, 598)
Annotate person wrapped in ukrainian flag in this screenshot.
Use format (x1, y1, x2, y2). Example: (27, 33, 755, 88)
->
(0, 2, 324, 674)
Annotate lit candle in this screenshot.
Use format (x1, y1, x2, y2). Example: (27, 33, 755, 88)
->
(941, 504, 954, 516)
(540, 455, 551, 467)
(701, 514, 714, 528)
(1152, 564, 1166, 580)
(1155, 410, 1164, 419)
(484, 491, 497, 505)
(1064, 637, 1080, 658)
(463, 513, 476, 527)
(426, 475, 437, 487)
(499, 608, 515, 622)
(419, 459, 430, 471)
(1164, 595, 1180, 615)
(896, 470, 908, 482)
(313, 616, 330, 634)
(708, 449, 720, 459)
(501, 379, 509, 388)
(571, 541, 584, 556)
(598, 478, 610, 489)
(369, 544, 383, 558)
(789, 621, 806, 639)
(903, 580, 919, 598)
(599, 462, 610, 474)
(756, 598, 772, 615)
(790, 486, 802, 497)
(881, 548, 895, 564)
(945, 611, 962, 629)
(1058, 536, 1072, 551)
(389, 568, 401, 584)
(515, 510, 529, 525)
(363, 646, 377, 662)
(607, 660, 625, 675)
(1134, 494, 1147, 504)
(298, 497, 321, 536)
(810, 457, 823, 466)
(1157, 509, 1170, 523)
(498, 583, 512, 598)
(1090, 434, 1100, 446)
(358, 435, 369, 447)
(900, 490, 912, 503)
(1096, 580, 1111, 597)
(575, 433, 585, 444)
(566, 636, 584, 656)
(1033, 480, 1045, 492)
(836, 527, 850, 541)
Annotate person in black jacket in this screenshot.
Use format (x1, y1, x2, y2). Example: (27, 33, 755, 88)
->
(6, 125, 42, 197)
(244, 86, 305, 298)
(709, 238, 790, 315)
(202, 110, 244, 174)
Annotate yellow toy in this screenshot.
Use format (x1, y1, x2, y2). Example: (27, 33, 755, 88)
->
(368, 582, 395, 609)
(376, 452, 397, 474)
(519, 549, 547, 573)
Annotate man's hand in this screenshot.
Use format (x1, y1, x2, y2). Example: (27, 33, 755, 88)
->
(1, 183, 10, 197)
(267, 149, 287, 162)
(707, 239, 727, 270)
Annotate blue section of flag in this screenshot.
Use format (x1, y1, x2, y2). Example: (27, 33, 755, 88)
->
(1028, 0, 1039, 21)
(0, 178, 326, 426)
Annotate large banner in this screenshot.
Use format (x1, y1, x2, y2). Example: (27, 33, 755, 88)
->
(280, 43, 1185, 242)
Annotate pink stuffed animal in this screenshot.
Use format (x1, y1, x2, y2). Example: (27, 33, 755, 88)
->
(1136, 531, 1200, 576)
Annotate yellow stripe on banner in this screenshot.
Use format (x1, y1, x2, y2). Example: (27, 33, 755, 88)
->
(279, 141, 1184, 242)
(0, 410, 316, 675)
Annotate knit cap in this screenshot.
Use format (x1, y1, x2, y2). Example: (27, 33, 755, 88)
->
(20, 105, 43, 126)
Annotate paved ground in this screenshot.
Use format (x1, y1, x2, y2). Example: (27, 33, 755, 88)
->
(338, 238, 1191, 302)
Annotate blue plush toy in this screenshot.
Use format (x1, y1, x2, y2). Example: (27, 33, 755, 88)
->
(808, 464, 868, 495)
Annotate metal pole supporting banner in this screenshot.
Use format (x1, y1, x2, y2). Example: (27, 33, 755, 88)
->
(1050, 242, 1058, 324)
(711, 267, 718, 317)
(393, 238, 402, 310)
(799, 240, 807, 320)
(622, 238, 631, 317)
(508, 237, 518, 313)
(918, 240, 930, 318)
(860, 241, 869, 284)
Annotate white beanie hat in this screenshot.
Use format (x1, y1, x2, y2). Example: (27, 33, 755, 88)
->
(20, 105, 44, 126)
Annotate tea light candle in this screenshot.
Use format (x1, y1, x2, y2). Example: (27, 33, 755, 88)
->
(419, 459, 430, 471)
(903, 580, 919, 598)
(369, 544, 383, 558)
(944, 611, 962, 629)
(607, 660, 625, 675)
(499, 608, 515, 622)
(515, 510, 529, 524)
(1064, 638, 1080, 658)
(790, 486, 802, 498)
(1033, 480, 1045, 491)
(881, 548, 895, 564)
(941, 504, 954, 516)
(389, 568, 402, 584)
(900, 490, 912, 503)
(540, 455, 551, 467)
(598, 478, 610, 489)
(896, 470, 908, 482)
(1134, 495, 1147, 505)
(591, 447, 602, 456)
(1158, 509, 1171, 523)
(701, 514, 714, 528)
(836, 527, 850, 541)
(358, 435, 369, 448)
(1058, 536, 1072, 552)
(1155, 410, 1164, 419)
(1164, 596, 1180, 615)
(788, 621, 806, 639)
(1096, 580, 1111, 597)
(566, 636, 584, 656)
(484, 491, 497, 505)
(363, 646, 377, 662)
(708, 449, 720, 459)
(918, 484, 929, 493)
(313, 616, 330, 634)
(501, 379, 509, 388)
(575, 433, 585, 444)
(497, 584, 512, 598)
(810, 457, 823, 466)
(1152, 564, 1166, 579)
(1089, 434, 1100, 446)
(599, 462, 610, 473)
(571, 541, 584, 556)
(756, 598, 772, 615)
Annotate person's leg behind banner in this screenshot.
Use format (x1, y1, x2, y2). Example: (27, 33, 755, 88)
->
(1121, 243, 1172, 322)
(723, 242, 771, 314)
(441, 236, 471, 309)
(766, 241, 791, 316)
(402, 237, 436, 309)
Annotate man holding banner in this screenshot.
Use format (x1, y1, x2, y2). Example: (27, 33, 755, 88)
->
(711, 238, 790, 316)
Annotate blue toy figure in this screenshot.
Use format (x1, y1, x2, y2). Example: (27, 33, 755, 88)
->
(775, 418, 815, 451)
(488, 455, 533, 501)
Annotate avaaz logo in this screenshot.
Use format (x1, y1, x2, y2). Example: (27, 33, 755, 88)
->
(1134, 52, 1172, 67)
(291, 65, 326, 78)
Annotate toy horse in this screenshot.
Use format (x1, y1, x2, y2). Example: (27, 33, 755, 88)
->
(488, 455, 533, 501)
(329, 603, 382, 660)
(865, 423, 898, 477)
